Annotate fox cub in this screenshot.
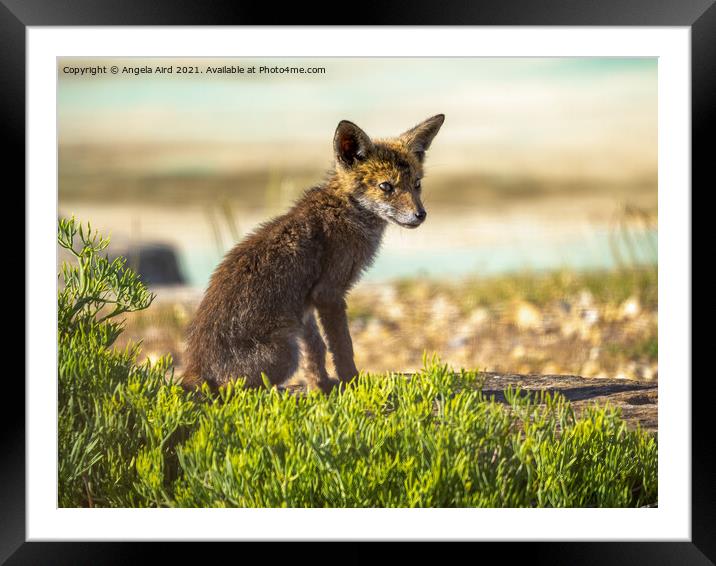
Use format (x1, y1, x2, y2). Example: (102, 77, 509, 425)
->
(183, 114, 445, 392)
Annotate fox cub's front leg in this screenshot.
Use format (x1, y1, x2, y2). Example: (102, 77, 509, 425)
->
(315, 297, 359, 383)
(300, 311, 335, 393)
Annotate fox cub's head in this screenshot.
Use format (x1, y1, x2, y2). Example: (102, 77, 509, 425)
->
(333, 114, 444, 228)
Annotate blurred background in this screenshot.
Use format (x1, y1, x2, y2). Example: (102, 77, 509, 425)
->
(58, 57, 657, 382)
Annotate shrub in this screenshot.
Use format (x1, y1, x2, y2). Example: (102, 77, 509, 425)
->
(58, 219, 657, 508)
(172, 367, 657, 507)
(58, 217, 200, 507)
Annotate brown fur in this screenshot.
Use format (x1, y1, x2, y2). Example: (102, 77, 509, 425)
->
(182, 114, 445, 392)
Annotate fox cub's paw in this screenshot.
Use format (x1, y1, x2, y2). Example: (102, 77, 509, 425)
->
(307, 378, 343, 395)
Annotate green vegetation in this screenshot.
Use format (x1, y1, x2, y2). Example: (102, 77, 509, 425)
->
(58, 218, 657, 508)
(392, 268, 658, 313)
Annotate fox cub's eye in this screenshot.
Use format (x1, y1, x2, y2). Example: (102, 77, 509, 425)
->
(415, 178, 422, 190)
(379, 182, 394, 193)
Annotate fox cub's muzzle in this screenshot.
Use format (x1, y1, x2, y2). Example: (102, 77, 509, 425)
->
(395, 207, 427, 228)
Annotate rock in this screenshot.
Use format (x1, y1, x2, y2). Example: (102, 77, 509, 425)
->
(513, 301, 542, 330)
(384, 302, 405, 321)
(467, 307, 490, 328)
(377, 285, 397, 303)
(581, 308, 599, 326)
(109, 242, 186, 287)
(430, 295, 460, 321)
(577, 290, 594, 308)
(541, 362, 561, 375)
(511, 345, 527, 359)
(447, 336, 469, 349)
(580, 360, 600, 377)
(619, 297, 641, 319)
(477, 372, 658, 432)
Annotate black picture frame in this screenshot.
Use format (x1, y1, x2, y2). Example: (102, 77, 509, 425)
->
(6, 1, 708, 563)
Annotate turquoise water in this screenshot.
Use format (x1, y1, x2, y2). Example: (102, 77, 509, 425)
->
(59, 57, 657, 147)
(178, 227, 657, 288)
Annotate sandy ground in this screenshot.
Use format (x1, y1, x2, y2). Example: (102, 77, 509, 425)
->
(116, 270, 658, 388)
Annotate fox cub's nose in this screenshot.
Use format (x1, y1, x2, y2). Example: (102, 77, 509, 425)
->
(414, 210, 427, 221)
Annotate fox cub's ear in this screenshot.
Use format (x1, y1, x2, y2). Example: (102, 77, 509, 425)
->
(400, 114, 445, 162)
(334, 120, 374, 168)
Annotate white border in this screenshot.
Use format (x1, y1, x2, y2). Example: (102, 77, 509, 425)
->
(27, 27, 691, 541)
